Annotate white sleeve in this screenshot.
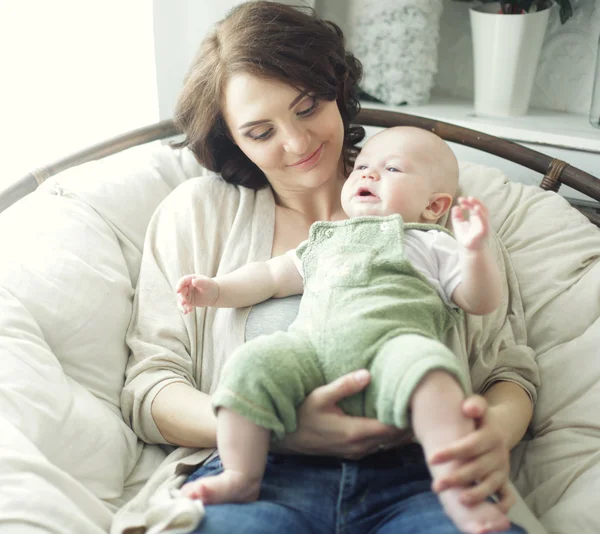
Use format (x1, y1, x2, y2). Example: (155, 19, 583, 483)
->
(285, 247, 304, 279)
(403, 230, 461, 307)
(431, 232, 462, 305)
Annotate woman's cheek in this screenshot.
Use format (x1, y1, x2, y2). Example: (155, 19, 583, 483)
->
(240, 141, 273, 169)
(255, 144, 281, 170)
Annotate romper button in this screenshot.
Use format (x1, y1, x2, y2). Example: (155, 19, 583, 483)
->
(325, 229, 333, 238)
(380, 222, 389, 231)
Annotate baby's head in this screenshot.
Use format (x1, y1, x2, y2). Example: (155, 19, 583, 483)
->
(341, 126, 459, 223)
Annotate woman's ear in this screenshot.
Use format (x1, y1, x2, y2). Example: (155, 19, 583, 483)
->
(421, 193, 453, 222)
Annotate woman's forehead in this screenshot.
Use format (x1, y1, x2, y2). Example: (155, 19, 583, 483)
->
(223, 73, 303, 125)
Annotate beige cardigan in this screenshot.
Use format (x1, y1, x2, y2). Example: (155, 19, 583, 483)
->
(113, 175, 539, 533)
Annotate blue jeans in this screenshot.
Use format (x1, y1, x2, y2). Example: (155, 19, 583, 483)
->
(186, 443, 527, 533)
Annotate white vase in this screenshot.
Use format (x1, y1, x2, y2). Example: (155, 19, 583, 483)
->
(470, 2, 551, 117)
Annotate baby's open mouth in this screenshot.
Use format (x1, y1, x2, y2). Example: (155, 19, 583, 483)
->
(356, 187, 376, 197)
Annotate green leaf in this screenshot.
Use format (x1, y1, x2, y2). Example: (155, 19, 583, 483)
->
(519, 0, 536, 12)
(452, 0, 573, 23)
(554, 0, 573, 23)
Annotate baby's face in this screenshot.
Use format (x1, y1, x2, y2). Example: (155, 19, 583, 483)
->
(341, 131, 439, 222)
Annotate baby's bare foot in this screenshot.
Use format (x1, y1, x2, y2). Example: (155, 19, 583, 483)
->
(181, 469, 261, 505)
(439, 489, 510, 534)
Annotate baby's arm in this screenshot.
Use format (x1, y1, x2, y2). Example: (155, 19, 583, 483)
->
(176, 253, 303, 313)
(450, 197, 502, 315)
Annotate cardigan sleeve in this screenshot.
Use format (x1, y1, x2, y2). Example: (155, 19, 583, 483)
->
(121, 177, 243, 444)
(459, 229, 540, 406)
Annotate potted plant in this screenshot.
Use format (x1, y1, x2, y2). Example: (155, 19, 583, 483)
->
(461, 1, 573, 22)
(455, 0, 574, 116)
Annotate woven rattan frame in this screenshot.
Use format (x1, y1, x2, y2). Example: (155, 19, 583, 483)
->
(2, 109, 599, 226)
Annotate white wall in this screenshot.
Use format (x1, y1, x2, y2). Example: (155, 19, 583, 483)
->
(153, 1, 240, 120)
(153, 0, 315, 120)
(0, 1, 157, 187)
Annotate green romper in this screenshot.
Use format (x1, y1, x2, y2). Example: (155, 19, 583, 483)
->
(212, 214, 469, 440)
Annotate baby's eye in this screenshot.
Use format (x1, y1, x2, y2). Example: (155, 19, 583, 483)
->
(355, 164, 367, 170)
(387, 166, 400, 172)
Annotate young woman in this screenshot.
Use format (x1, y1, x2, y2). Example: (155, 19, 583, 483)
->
(122, 3, 536, 532)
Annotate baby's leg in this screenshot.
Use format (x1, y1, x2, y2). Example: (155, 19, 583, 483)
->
(180, 408, 270, 504)
(367, 335, 509, 534)
(182, 331, 323, 504)
(411, 370, 509, 534)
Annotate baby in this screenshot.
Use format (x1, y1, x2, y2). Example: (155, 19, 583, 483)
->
(176, 127, 508, 533)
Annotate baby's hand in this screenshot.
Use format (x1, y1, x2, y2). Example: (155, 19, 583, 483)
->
(450, 197, 490, 251)
(176, 274, 219, 314)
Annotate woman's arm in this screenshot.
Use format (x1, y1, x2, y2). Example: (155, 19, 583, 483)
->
(483, 380, 532, 450)
(151, 382, 217, 448)
(122, 180, 224, 446)
(154, 370, 412, 454)
(429, 381, 533, 511)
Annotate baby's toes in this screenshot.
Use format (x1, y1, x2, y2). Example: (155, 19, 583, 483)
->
(181, 481, 201, 499)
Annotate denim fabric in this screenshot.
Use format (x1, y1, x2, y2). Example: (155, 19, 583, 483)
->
(186, 444, 527, 534)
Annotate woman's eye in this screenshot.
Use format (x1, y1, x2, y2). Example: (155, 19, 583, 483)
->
(248, 128, 273, 141)
(297, 96, 318, 117)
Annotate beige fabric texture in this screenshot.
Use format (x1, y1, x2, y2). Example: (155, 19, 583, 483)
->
(0, 145, 201, 533)
(456, 163, 600, 534)
(2, 142, 598, 534)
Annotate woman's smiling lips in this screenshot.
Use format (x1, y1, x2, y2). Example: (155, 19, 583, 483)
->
(288, 144, 323, 170)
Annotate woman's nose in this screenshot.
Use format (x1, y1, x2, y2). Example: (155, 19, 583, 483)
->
(282, 123, 310, 155)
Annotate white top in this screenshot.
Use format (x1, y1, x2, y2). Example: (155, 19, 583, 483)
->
(288, 229, 462, 307)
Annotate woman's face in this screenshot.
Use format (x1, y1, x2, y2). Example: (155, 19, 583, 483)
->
(222, 72, 345, 194)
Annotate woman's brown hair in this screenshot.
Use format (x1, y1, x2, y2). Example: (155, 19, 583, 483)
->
(172, 1, 364, 190)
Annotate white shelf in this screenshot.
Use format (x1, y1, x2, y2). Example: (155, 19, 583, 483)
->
(361, 97, 600, 154)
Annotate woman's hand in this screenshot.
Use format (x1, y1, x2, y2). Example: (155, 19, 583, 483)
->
(275, 369, 412, 460)
(428, 395, 515, 513)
